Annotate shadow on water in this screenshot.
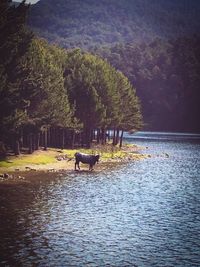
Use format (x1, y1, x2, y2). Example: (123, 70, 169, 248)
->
(0, 132, 200, 266)
(0, 183, 39, 266)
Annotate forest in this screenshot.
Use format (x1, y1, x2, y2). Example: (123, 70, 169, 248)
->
(28, 0, 200, 49)
(28, 0, 200, 133)
(0, 0, 142, 158)
(1, 0, 200, 159)
(94, 37, 200, 132)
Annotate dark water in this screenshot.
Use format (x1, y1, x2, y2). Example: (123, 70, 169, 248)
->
(0, 132, 200, 267)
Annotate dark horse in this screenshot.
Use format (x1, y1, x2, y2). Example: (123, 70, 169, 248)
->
(74, 152, 100, 171)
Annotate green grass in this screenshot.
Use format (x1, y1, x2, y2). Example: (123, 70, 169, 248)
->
(0, 152, 57, 168)
(0, 144, 139, 170)
(62, 145, 126, 160)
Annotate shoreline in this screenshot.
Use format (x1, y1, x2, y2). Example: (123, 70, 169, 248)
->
(0, 144, 149, 184)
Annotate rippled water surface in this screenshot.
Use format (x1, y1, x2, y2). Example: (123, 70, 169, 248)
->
(0, 132, 200, 267)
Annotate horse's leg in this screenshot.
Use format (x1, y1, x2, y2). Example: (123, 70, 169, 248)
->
(75, 161, 77, 170)
(75, 160, 80, 170)
(89, 164, 93, 171)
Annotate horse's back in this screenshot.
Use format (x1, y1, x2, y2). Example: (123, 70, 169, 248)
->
(75, 152, 95, 164)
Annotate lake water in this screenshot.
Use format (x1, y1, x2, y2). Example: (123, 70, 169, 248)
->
(0, 132, 200, 267)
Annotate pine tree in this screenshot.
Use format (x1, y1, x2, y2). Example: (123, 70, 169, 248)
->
(0, 0, 33, 154)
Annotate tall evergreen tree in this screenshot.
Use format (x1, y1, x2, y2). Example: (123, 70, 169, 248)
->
(64, 49, 142, 147)
(0, 0, 33, 153)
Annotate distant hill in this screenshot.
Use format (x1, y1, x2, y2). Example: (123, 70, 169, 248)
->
(28, 0, 200, 133)
(28, 0, 200, 49)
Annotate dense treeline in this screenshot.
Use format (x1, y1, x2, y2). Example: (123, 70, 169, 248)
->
(27, 0, 200, 133)
(94, 37, 200, 132)
(0, 1, 142, 158)
(65, 49, 142, 147)
(28, 0, 200, 49)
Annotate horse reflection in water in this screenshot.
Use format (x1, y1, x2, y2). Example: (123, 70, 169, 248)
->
(74, 152, 100, 171)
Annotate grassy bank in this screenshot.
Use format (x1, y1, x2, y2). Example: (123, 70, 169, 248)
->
(0, 144, 148, 182)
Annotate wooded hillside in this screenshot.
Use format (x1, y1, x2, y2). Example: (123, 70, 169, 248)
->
(94, 37, 200, 132)
(27, 0, 200, 132)
(28, 0, 200, 49)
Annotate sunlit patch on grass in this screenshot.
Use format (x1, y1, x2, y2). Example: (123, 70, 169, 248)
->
(0, 151, 57, 168)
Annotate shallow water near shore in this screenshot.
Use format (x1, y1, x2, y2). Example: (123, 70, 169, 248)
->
(0, 132, 200, 267)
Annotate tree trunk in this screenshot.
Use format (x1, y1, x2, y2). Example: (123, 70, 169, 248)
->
(61, 128, 65, 149)
(90, 129, 93, 142)
(32, 134, 35, 152)
(14, 140, 20, 155)
(71, 130, 75, 149)
(35, 132, 40, 150)
(47, 128, 50, 147)
(28, 134, 33, 154)
(56, 128, 60, 148)
(101, 127, 106, 145)
(97, 129, 100, 144)
(108, 130, 111, 141)
(51, 128, 55, 147)
(86, 127, 91, 148)
(44, 130, 48, 151)
(19, 129, 23, 149)
(80, 131, 84, 147)
(92, 129, 95, 142)
(115, 128, 120, 145)
(112, 127, 116, 146)
(40, 131, 43, 147)
(119, 130, 124, 148)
